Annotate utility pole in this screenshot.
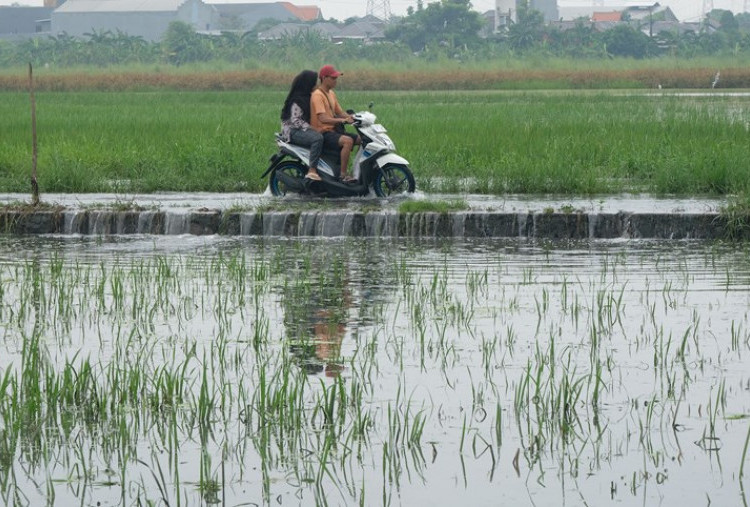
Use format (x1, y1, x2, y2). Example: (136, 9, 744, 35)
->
(366, 0, 392, 21)
(29, 63, 39, 207)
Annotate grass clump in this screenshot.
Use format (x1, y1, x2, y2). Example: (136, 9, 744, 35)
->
(398, 199, 469, 213)
(720, 194, 750, 240)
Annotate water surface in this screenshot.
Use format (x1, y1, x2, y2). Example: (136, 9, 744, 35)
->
(0, 235, 748, 506)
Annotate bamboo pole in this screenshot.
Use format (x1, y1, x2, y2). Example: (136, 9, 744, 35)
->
(29, 62, 39, 206)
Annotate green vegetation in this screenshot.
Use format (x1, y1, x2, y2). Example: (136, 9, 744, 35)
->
(398, 199, 469, 213)
(720, 195, 750, 240)
(1, 89, 749, 196)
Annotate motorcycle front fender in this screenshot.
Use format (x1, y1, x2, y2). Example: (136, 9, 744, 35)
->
(375, 153, 410, 169)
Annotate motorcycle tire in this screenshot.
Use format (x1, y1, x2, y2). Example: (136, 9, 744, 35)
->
(373, 164, 416, 197)
(270, 161, 306, 196)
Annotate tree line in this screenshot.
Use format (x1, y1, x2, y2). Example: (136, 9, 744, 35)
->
(1, 0, 750, 68)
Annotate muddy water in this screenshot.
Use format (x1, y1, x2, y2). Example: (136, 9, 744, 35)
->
(0, 235, 749, 506)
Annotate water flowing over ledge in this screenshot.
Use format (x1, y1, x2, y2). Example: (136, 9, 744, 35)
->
(0, 208, 735, 239)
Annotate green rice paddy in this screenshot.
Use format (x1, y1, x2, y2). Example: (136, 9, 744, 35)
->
(1, 89, 749, 196)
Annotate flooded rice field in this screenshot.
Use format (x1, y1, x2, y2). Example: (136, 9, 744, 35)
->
(1, 234, 749, 506)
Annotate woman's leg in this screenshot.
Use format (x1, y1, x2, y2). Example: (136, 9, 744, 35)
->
(290, 128, 324, 180)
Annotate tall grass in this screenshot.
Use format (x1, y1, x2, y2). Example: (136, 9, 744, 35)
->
(1, 89, 749, 195)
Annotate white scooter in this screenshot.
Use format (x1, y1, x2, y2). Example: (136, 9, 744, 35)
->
(262, 106, 416, 198)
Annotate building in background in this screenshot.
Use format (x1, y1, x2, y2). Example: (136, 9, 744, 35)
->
(0, 6, 53, 38)
(558, 3, 677, 22)
(495, 0, 559, 30)
(51, 0, 217, 41)
(212, 2, 321, 32)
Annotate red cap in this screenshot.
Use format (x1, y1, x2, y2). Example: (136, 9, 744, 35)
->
(319, 64, 342, 79)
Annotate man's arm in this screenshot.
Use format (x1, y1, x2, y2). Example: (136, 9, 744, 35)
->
(313, 91, 347, 127)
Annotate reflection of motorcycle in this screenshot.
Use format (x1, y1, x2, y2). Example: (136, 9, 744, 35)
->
(262, 108, 416, 198)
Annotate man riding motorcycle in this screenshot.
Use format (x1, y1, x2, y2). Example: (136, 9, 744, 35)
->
(310, 64, 360, 183)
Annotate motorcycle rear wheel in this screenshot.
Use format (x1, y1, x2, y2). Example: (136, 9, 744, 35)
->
(270, 161, 306, 196)
(374, 164, 416, 197)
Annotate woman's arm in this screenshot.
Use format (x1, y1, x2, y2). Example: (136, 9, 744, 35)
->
(290, 102, 312, 130)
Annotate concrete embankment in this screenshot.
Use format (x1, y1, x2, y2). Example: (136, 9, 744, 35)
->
(0, 208, 739, 239)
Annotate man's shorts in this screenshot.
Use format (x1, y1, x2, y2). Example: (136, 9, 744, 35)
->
(322, 131, 358, 150)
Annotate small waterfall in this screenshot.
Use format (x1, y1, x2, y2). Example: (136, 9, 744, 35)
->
(407, 213, 430, 237)
(342, 213, 360, 236)
(318, 213, 349, 237)
(164, 211, 189, 235)
(63, 210, 86, 234)
(517, 213, 529, 237)
(116, 212, 135, 234)
(365, 211, 398, 237)
(137, 211, 156, 234)
(452, 212, 467, 237)
(588, 213, 598, 239)
(89, 211, 114, 235)
(240, 213, 259, 235)
(298, 211, 318, 236)
(263, 212, 291, 236)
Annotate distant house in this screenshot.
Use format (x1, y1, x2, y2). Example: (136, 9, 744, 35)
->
(335, 19, 385, 41)
(494, 0, 558, 29)
(51, 0, 218, 41)
(646, 20, 713, 37)
(257, 22, 329, 40)
(257, 19, 385, 42)
(211, 2, 321, 32)
(592, 11, 623, 23)
(624, 5, 678, 23)
(559, 4, 677, 23)
(0, 6, 53, 38)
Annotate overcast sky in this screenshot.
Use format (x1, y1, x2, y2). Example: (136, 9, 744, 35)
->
(1, 0, 746, 23)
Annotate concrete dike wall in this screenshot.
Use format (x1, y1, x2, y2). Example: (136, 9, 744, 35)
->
(0, 208, 736, 239)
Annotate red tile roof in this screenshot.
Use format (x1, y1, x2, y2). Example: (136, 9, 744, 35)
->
(280, 2, 321, 21)
(592, 11, 622, 22)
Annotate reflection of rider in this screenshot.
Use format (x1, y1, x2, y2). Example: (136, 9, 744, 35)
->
(310, 64, 360, 183)
(288, 304, 348, 377)
(281, 69, 324, 182)
(285, 259, 352, 378)
(312, 310, 346, 377)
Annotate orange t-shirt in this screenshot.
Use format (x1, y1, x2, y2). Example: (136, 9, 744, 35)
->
(310, 88, 343, 133)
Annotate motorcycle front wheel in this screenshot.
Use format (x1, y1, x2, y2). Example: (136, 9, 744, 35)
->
(373, 164, 416, 197)
(270, 161, 306, 196)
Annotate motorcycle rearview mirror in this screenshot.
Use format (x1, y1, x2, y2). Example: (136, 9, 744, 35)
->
(368, 102, 374, 110)
(346, 109, 355, 115)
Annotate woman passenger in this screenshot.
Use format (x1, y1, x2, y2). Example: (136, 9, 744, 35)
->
(280, 70, 324, 181)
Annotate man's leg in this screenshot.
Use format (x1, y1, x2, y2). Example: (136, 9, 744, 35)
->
(338, 135, 354, 178)
(322, 131, 343, 178)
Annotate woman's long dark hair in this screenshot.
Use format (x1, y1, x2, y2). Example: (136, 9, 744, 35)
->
(281, 70, 317, 122)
